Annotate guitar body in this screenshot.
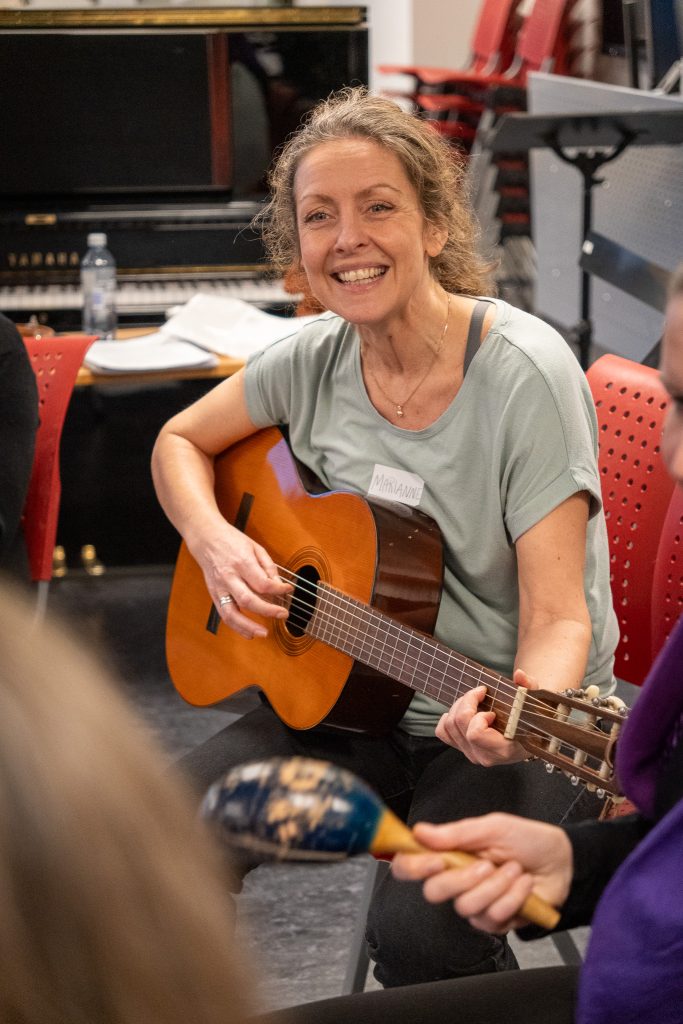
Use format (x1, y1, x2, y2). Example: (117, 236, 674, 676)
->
(166, 428, 444, 734)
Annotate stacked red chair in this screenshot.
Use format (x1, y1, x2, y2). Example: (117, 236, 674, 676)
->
(378, 0, 522, 151)
(379, 0, 581, 151)
(379, 0, 586, 245)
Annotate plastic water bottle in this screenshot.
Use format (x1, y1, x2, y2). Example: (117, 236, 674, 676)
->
(81, 232, 117, 339)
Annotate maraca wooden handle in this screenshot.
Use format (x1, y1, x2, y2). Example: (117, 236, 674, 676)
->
(372, 812, 561, 931)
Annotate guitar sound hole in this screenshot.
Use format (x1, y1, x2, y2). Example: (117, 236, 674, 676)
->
(286, 565, 320, 638)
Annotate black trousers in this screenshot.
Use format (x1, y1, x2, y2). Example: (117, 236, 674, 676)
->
(180, 704, 600, 987)
(253, 966, 581, 1024)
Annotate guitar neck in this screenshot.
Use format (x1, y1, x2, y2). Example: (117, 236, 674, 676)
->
(305, 582, 624, 796)
(308, 583, 512, 724)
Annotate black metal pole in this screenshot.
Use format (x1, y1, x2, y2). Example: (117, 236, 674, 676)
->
(574, 171, 594, 369)
(546, 125, 637, 370)
(581, 173, 592, 325)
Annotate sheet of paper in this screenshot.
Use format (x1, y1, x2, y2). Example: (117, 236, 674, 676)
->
(84, 333, 219, 374)
(159, 293, 335, 357)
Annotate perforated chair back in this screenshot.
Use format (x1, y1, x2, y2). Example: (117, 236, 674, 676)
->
(21, 334, 96, 583)
(651, 485, 683, 659)
(587, 354, 674, 686)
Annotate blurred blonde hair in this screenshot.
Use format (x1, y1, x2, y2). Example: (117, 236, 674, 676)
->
(258, 86, 496, 298)
(0, 582, 255, 1024)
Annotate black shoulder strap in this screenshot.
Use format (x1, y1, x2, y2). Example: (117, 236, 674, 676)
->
(463, 299, 495, 377)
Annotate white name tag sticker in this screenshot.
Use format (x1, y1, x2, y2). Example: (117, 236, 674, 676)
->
(367, 464, 425, 507)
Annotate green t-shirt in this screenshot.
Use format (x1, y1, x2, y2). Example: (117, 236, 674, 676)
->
(244, 299, 618, 735)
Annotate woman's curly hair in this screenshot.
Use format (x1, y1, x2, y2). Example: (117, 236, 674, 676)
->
(256, 86, 497, 297)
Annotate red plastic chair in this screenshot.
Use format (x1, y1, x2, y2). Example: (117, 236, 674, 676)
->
(21, 334, 96, 617)
(651, 485, 683, 659)
(586, 354, 674, 686)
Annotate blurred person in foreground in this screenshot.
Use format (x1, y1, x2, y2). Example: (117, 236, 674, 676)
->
(0, 582, 256, 1024)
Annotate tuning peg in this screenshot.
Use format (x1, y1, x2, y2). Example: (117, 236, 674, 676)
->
(604, 695, 627, 712)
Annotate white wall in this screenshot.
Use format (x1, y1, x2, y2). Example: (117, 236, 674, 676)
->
(413, 0, 479, 70)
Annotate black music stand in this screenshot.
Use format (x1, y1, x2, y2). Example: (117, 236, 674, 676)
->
(489, 108, 683, 368)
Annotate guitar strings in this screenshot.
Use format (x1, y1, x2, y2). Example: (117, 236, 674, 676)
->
(274, 565, 592, 725)
(274, 564, 580, 721)
(269, 562, 616, 784)
(269, 565, 613, 753)
(275, 577, 603, 763)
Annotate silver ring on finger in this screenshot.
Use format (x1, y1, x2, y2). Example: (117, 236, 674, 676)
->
(219, 595, 234, 607)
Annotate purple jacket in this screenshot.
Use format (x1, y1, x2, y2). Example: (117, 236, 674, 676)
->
(577, 615, 683, 1023)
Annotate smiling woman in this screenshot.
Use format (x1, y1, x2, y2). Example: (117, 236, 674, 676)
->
(292, 137, 449, 376)
(151, 86, 619, 989)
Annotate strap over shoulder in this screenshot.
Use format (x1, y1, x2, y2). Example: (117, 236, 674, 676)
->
(463, 299, 495, 377)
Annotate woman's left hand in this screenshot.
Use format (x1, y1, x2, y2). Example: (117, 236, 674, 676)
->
(436, 669, 536, 765)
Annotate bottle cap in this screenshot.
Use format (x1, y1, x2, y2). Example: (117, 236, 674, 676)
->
(87, 232, 107, 247)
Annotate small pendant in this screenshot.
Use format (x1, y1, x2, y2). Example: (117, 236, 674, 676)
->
(396, 405, 404, 417)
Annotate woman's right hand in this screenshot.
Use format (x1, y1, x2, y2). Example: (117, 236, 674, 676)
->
(197, 521, 293, 640)
(391, 813, 574, 934)
(151, 372, 294, 640)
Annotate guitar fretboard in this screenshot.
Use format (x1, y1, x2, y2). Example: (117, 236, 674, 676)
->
(308, 583, 509, 712)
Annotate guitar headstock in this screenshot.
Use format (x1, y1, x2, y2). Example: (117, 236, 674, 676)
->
(506, 686, 628, 798)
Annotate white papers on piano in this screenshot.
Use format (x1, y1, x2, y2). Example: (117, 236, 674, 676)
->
(159, 293, 335, 357)
(84, 333, 219, 374)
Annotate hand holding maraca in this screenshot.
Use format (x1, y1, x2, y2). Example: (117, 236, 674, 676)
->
(391, 814, 573, 934)
(201, 757, 561, 930)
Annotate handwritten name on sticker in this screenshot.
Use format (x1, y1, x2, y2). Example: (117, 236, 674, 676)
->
(368, 465, 424, 508)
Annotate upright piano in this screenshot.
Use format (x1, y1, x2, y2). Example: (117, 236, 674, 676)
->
(0, 5, 368, 569)
(0, 5, 368, 330)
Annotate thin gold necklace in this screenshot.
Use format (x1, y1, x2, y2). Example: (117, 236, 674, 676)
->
(363, 293, 451, 419)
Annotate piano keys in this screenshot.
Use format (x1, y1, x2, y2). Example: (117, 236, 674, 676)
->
(1, 275, 295, 319)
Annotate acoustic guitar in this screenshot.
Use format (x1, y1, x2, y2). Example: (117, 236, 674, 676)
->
(167, 428, 626, 796)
